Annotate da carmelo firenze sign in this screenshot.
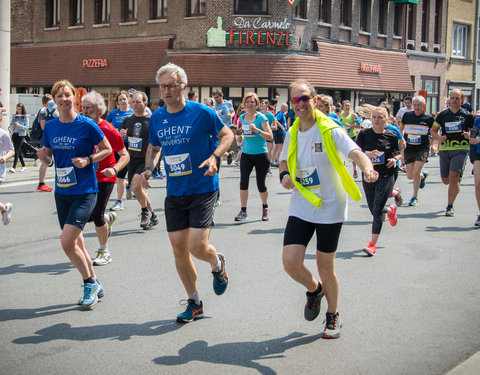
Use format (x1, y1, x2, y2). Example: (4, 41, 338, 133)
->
(207, 16, 293, 48)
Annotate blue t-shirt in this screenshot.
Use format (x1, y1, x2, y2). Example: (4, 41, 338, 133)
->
(240, 112, 269, 155)
(328, 112, 344, 128)
(275, 111, 287, 134)
(386, 124, 403, 139)
(42, 115, 104, 195)
(149, 101, 225, 196)
(106, 108, 134, 129)
(473, 117, 480, 154)
(214, 101, 233, 127)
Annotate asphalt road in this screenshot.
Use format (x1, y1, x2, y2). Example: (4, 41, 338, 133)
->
(0, 159, 479, 375)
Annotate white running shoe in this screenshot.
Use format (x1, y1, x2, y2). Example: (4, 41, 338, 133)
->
(2, 203, 13, 225)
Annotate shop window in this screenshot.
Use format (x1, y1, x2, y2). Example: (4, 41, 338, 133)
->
(393, 3, 403, 37)
(434, 0, 442, 44)
(235, 0, 268, 15)
(421, 76, 439, 114)
(340, 0, 352, 27)
(294, 0, 307, 19)
(452, 23, 469, 59)
(319, 0, 331, 24)
(121, 0, 138, 22)
(46, 0, 60, 27)
(70, 0, 84, 26)
(359, 0, 371, 32)
(377, 0, 388, 35)
(94, 0, 110, 24)
(150, 0, 167, 19)
(187, 0, 206, 17)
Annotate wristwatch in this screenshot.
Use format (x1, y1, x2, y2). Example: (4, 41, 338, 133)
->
(144, 167, 153, 173)
(213, 153, 221, 167)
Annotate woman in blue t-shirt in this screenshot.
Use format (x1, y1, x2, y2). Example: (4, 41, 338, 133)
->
(469, 116, 480, 226)
(235, 92, 273, 222)
(38, 80, 112, 308)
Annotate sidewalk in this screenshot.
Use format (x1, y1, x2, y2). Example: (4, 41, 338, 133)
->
(1, 158, 55, 186)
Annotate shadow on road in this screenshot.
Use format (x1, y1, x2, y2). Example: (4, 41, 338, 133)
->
(0, 262, 73, 276)
(425, 225, 479, 232)
(0, 304, 78, 322)
(13, 319, 183, 343)
(152, 331, 323, 375)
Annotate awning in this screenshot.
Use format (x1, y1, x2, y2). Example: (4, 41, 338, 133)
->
(11, 38, 171, 87)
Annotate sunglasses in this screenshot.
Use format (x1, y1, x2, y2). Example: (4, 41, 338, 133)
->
(290, 95, 313, 104)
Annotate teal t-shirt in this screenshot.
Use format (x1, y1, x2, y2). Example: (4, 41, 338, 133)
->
(240, 112, 269, 155)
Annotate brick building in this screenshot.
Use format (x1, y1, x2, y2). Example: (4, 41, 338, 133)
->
(10, 0, 449, 114)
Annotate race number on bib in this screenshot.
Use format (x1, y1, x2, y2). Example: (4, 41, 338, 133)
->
(128, 136, 143, 152)
(445, 121, 462, 133)
(164, 153, 193, 177)
(407, 134, 421, 145)
(296, 167, 321, 190)
(56, 166, 77, 187)
(369, 151, 385, 165)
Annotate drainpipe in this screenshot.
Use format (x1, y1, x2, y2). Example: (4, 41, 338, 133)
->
(0, 0, 11, 131)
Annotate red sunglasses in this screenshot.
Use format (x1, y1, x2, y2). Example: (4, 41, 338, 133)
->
(290, 95, 313, 104)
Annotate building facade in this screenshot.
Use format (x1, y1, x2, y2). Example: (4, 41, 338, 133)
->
(10, 0, 451, 114)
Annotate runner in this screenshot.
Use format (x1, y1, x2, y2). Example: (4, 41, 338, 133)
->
(142, 63, 233, 323)
(356, 106, 402, 256)
(0, 127, 15, 225)
(279, 79, 377, 339)
(37, 79, 112, 308)
(468, 115, 480, 226)
(339, 100, 362, 178)
(235, 92, 273, 222)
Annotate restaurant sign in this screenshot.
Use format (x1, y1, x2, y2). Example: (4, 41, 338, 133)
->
(83, 58, 108, 68)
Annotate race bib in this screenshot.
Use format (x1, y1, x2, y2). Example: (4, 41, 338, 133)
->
(164, 153, 193, 177)
(296, 167, 321, 190)
(445, 121, 462, 133)
(128, 136, 143, 152)
(242, 124, 255, 137)
(56, 166, 77, 187)
(369, 151, 385, 165)
(407, 134, 421, 145)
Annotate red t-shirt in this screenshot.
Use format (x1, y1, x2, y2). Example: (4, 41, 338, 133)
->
(96, 120, 125, 183)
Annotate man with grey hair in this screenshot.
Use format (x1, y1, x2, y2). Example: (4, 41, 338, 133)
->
(400, 95, 434, 207)
(142, 63, 233, 323)
(81, 91, 130, 266)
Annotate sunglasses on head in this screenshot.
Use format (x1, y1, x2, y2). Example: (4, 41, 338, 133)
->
(290, 95, 313, 104)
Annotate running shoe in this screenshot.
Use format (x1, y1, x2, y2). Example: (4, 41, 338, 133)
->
(363, 242, 376, 256)
(176, 299, 204, 323)
(393, 188, 403, 206)
(387, 205, 397, 226)
(227, 151, 234, 165)
(19, 166, 26, 172)
(78, 280, 104, 305)
(93, 249, 112, 266)
(9, 168, 15, 173)
(152, 172, 162, 179)
(323, 312, 343, 339)
(420, 171, 428, 189)
(126, 186, 133, 200)
(140, 209, 152, 229)
(262, 207, 270, 221)
(37, 184, 53, 192)
(234, 161, 240, 166)
(267, 170, 273, 176)
(475, 215, 480, 227)
(110, 200, 124, 211)
(107, 212, 117, 237)
(150, 213, 159, 226)
(445, 206, 455, 217)
(215, 199, 222, 207)
(304, 287, 324, 321)
(353, 169, 358, 179)
(408, 197, 419, 207)
(1, 202, 13, 226)
(212, 253, 228, 295)
(81, 280, 101, 308)
(234, 211, 248, 222)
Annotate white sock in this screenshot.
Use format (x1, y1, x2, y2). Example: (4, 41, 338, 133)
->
(188, 292, 200, 305)
(212, 257, 222, 273)
(99, 244, 108, 251)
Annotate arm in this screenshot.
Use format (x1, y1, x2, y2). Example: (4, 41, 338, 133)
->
(199, 125, 234, 176)
(249, 120, 273, 141)
(430, 124, 446, 144)
(100, 147, 130, 178)
(140, 143, 162, 188)
(0, 149, 15, 164)
(279, 160, 295, 189)
(348, 149, 378, 183)
(72, 137, 112, 169)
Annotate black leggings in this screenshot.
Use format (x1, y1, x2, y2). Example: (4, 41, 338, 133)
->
(362, 174, 395, 235)
(240, 152, 270, 192)
(12, 133, 25, 169)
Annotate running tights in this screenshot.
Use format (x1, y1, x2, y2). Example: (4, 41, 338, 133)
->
(239, 152, 270, 192)
(362, 174, 395, 235)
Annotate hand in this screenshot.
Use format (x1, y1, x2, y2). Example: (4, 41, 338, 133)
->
(249, 124, 258, 133)
(101, 167, 116, 178)
(363, 168, 378, 183)
(13, 122, 19, 128)
(199, 155, 218, 176)
(140, 170, 152, 190)
(281, 174, 295, 190)
(72, 157, 89, 169)
(235, 128, 243, 136)
(119, 129, 127, 137)
(386, 158, 398, 168)
(462, 130, 470, 140)
(368, 150, 380, 158)
(0, 156, 5, 164)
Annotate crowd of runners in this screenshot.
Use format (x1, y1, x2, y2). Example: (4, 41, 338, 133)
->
(1, 65, 480, 340)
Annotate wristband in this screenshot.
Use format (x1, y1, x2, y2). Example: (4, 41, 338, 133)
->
(213, 153, 221, 167)
(279, 171, 290, 182)
(88, 155, 93, 165)
(112, 166, 118, 176)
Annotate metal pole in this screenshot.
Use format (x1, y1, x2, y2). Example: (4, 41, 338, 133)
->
(0, 0, 11, 131)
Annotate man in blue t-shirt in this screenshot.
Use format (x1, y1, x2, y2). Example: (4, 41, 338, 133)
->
(213, 89, 235, 164)
(142, 63, 234, 323)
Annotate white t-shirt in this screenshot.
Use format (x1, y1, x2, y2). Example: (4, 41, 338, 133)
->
(395, 106, 411, 120)
(0, 128, 14, 182)
(279, 126, 359, 224)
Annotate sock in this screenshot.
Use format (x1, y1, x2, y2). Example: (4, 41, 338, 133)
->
(212, 257, 222, 273)
(38, 182, 45, 187)
(188, 292, 200, 305)
(241, 207, 247, 213)
(142, 207, 148, 212)
(151, 212, 157, 219)
(98, 244, 107, 251)
(84, 277, 95, 284)
(447, 204, 453, 210)
(116, 199, 123, 203)
(307, 281, 322, 295)
(262, 204, 268, 209)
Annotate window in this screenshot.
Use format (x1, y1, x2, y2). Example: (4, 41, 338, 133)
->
(150, 0, 167, 19)
(452, 23, 469, 58)
(187, 0, 206, 16)
(359, 0, 371, 32)
(235, 0, 268, 14)
(393, 3, 404, 36)
(294, 0, 307, 19)
(340, 0, 352, 27)
(434, 0, 442, 44)
(121, 0, 138, 22)
(319, 0, 331, 23)
(478, 17, 480, 60)
(421, 76, 439, 114)
(377, 0, 388, 35)
(46, 0, 60, 27)
(95, 0, 110, 24)
(421, 0, 429, 42)
(406, 4, 415, 41)
(70, 0, 84, 26)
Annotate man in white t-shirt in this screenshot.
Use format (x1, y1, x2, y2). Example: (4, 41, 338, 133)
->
(395, 96, 413, 123)
(279, 79, 377, 339)
(0, 127, 15, 224)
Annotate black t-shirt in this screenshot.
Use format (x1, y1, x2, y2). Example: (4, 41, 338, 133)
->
(402, 111, 434, 150)
(434, 108, 474, 151)
(356, 128, 399, 176)
(119, 114, 150, 159)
